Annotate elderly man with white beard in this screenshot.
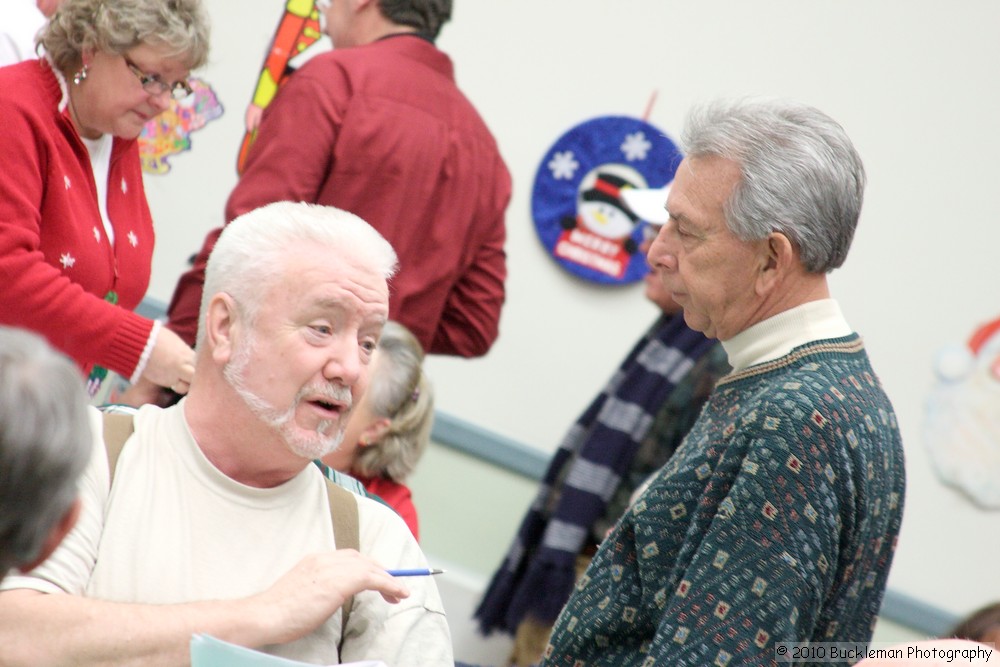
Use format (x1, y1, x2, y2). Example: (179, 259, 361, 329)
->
(0, 201, 452, 667)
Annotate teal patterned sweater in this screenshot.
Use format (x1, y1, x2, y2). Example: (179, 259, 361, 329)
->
(541, 335, 905, 666)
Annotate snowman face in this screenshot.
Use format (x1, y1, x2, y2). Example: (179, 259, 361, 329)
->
(578, 200, 637, 240)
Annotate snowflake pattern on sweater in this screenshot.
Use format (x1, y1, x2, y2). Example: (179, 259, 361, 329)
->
(542, 335, 905, 667)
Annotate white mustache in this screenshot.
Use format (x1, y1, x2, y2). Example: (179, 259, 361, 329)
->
(301, 384, 352, 410)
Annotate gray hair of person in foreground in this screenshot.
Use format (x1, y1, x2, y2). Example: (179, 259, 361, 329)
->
(0, 327, 92, 579)
(197, 201, 399, 348)
(682, 97, 866, 274)
(354, 321, 434, 482)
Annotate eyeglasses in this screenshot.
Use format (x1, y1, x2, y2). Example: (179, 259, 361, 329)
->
(123, 55, 193, 101)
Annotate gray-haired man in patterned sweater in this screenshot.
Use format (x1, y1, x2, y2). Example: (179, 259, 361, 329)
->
(542, 97, 905, 667)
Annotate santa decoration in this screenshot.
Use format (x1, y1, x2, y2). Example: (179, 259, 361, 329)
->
(924, 315, 1000, 508)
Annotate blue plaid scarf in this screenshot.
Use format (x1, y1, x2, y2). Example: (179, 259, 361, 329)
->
(475, 313, 717, 633)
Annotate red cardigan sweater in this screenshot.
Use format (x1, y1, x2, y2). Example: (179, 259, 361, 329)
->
(0, 59, 155, 380)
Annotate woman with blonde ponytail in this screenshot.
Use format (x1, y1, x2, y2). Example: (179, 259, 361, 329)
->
(322, 320, 434, 540)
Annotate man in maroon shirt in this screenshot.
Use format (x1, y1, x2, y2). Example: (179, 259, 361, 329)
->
(166, 0, 511, 359)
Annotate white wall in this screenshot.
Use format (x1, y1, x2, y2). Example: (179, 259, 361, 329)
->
(144, 0, 1000, 622)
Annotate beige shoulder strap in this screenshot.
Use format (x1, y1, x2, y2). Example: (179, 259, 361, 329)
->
(325, 478, 360, 649)
(326, 479, 361, 551)
(102, 411, 135, 485)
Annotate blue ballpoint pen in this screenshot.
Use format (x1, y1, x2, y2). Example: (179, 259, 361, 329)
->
(386, 568, 445, 577)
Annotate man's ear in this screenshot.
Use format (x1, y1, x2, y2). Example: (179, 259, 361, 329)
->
(20, 498, 82, 573)
(205, 293, 239, 365)
(757, 232, 795, 295)
(360, 418, 391, 446)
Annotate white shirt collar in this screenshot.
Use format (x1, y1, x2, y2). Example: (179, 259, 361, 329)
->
(41, 54, 71, 113)
(721, 299, 853, 372)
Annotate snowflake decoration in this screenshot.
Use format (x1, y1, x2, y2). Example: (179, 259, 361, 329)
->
(93, 227, 101, 243)
(621, 132, 652, 162)
(64, 175, 71, 190)
(60, 252, 76, 268)
(121, 177, 128, 194)
(548, 150, 580, 180)
(128, 231, 138, 247)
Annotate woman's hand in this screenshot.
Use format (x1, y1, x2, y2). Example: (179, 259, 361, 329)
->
(117, 329, 194, 407)
(142, 328, 195, 395)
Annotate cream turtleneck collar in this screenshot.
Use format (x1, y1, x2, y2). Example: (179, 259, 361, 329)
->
(721, 299, 853, 372)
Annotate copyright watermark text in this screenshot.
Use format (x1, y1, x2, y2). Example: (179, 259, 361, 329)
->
(775, 642, 996, 664)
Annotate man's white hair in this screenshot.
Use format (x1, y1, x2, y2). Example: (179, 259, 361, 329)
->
(197, 202, 398, 347)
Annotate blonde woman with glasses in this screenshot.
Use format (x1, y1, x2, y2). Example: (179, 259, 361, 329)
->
(0, 0, 209, 403)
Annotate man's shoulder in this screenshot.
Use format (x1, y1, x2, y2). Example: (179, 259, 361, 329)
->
(709, 347, 900, 463)
(123, 403, 172, 438)
(298, 37, 442, 74)
(355, 492, 411, 530)
(719, 358, 868, 420)
(721, 339, 872, 395)
(354, 490, 423, 552)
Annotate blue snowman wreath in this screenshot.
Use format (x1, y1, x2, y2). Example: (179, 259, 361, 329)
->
(532, 115, 681, 285)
